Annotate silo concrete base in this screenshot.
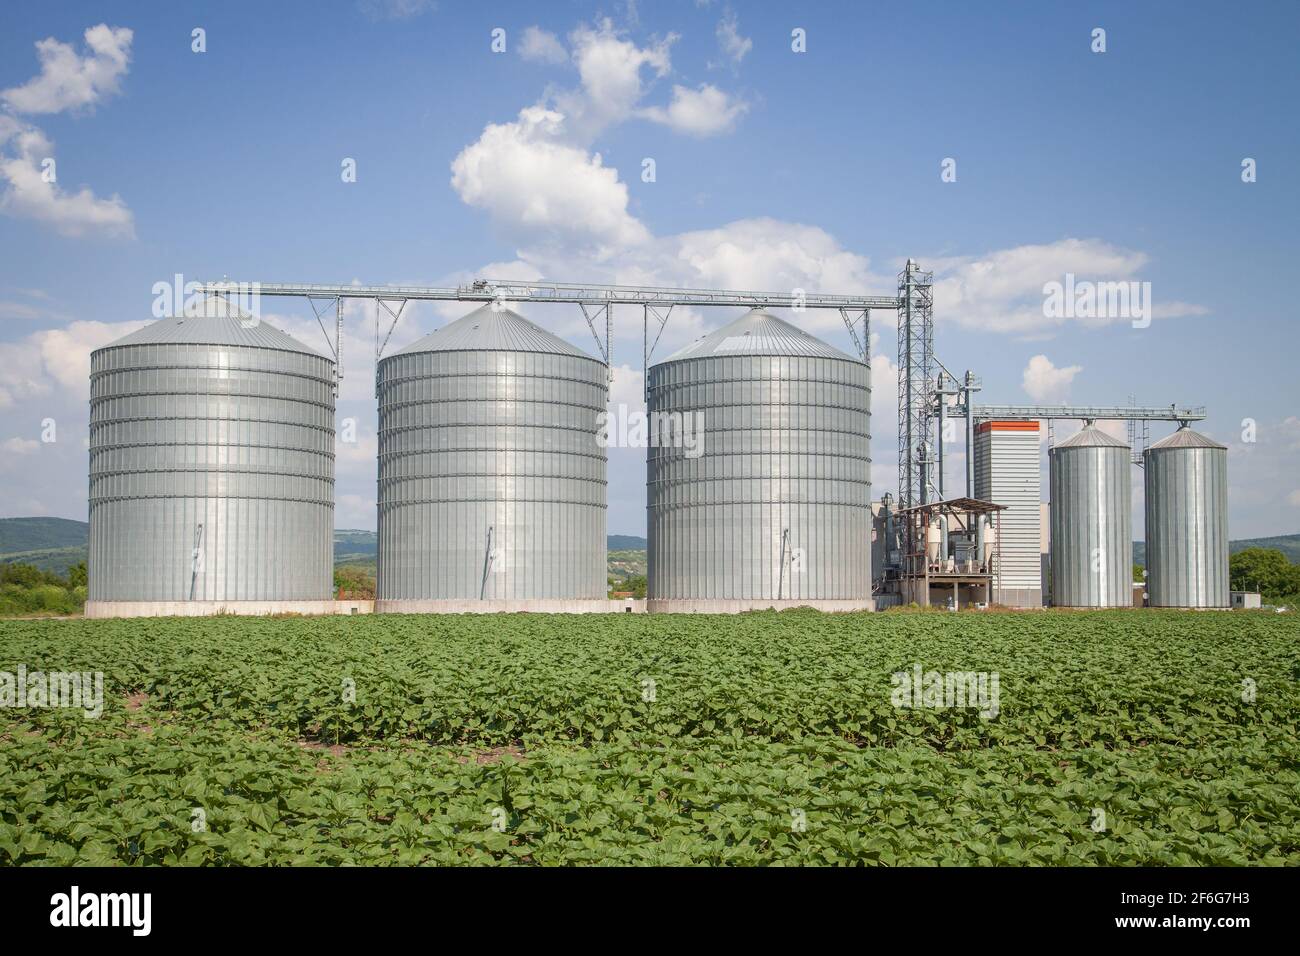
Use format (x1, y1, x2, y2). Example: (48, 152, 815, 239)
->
(84, 600, 373, 618)
(376, 599, 644, 614)
(646, 598, 874, 614)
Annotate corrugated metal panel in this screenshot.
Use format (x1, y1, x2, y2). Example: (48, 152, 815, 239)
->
(663, 309, 857, 361)
(376, 308, 607, 600)
(1055, 424, 1129, 449)
(393, 304, 592, 358)
(87, 312, 336, 602)
(1144, 426, 1229, 607)
(975, 424, 1041, 603)
(105, 297, 326, 356)
(1148, 427, 1227, 450)
(647, 312, 871, 601)
(1049, 426, 1132, 607)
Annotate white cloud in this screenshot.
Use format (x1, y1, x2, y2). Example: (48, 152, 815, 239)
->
(1152, 300, 1210, 319)
(335, 492, 376, 529)
(336, 430, 378, 471)
(1, 437, 39, 455)
(0, 314, 148, 514)
(450, 106, 649, 252)
(1227, 417, 1300, 534)
(0, 120, 134, 237)
(40, 319, 150, 393)
(0, 301, 43, 320)
(668, 218, 875, 319)
(713, 11, 752, 68)
(1021, 354, 1082, 403)
(519, 26, 568, 65)
(870, 332, 900, 401)
(556, 20, 675, 140)
(438, 18, 1226, 536)
(524, 230, 884, 367)
(607, 362, 644, 413)
(449, 20, 753, 253)
(0, 337, 44, 409)
(1278, 417, 1300, 452)
(930, 238, 1206, 335)
(478, 215, 887, 348)
(356, 0, 435, 21)
(641, 83, 747, 137)
(0, 318, 149, 408)
(0, 25, 136, 239)
(1, 24, 132, 115)
(1094, 419, 1131, 443)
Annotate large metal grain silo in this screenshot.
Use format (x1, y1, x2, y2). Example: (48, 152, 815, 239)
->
(646, 309, 871, 612)
(85, 297, 336, 617)
(375, 305, 608, 611)
(1048, 423, 1131, 607)
(1143, 425, 1229, 608)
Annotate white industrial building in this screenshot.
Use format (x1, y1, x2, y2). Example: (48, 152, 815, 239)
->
(974, 420, 1042, 607)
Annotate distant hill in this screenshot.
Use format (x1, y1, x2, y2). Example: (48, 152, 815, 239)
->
(1226, 533, 1300, 564)
(0, 521, 652, 569)
(1134, 533, 1300, 567)
(18, 517, 1290, 578)
(333, 530, 650, 575)
(0, 520, 391, 574)
(608, 549, 647, 579)
(334, 529, 378, 563)
(334, 529, 649, 557)
(0, 518, 89, 576)
(0, 517, 88, 553)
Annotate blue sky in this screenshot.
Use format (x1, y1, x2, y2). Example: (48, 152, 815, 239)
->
(1, 0, 1296, 538)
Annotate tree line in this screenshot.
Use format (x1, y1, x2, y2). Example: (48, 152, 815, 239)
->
(1229, 548, 1300, 604)
(0, 561, 87, 616)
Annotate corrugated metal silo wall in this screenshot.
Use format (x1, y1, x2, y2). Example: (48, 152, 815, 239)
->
(376, 349, 607, 599)
(1049, 444, 1132, 606)
(88, 344, 335, 600)
(1143, 445, 1229, 607)
(646, 354, 871, 600)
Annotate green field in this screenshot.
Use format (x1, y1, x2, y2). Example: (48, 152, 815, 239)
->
(1, 611, 1297, 865)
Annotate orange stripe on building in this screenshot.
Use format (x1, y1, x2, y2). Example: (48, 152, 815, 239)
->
(976, 420, 1041, 433)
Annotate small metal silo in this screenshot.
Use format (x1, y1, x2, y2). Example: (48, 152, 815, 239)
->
(86, 297, 336, 615)
(375, 305, 608, 610)
(1048, 424, 1132, 607)
(646, 309, 872, 611)
(1143, 425, 1229, 608)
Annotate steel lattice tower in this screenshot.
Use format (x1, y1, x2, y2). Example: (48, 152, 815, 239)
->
(896, 259, 936, 511)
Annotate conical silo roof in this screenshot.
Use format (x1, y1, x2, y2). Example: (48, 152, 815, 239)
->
(1148, 425, 1226, 450)
(660, 308, 856, 363)
(101, 296, 325, 356)
(393, 304, 595, 359)
(1055, 424, 1129, 449)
